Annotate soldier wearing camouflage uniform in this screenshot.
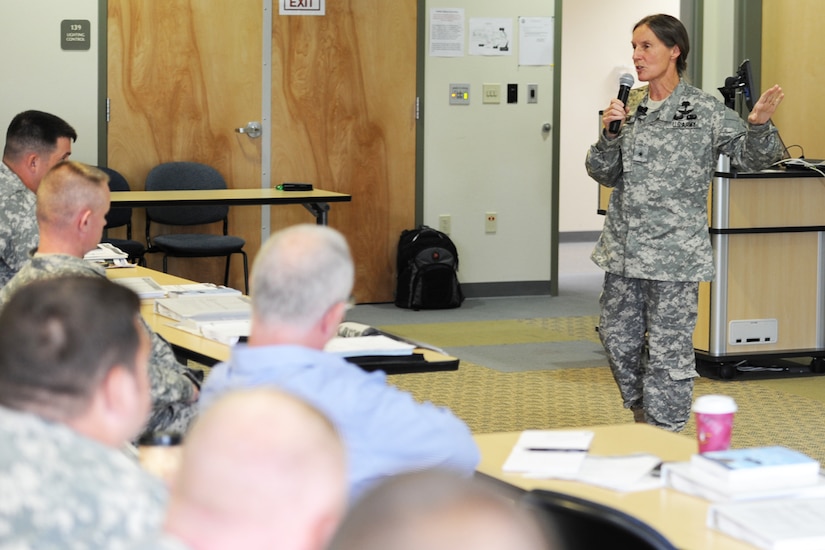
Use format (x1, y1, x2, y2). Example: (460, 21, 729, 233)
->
(585, 14, 785, 431)
(0, 162, 198, 436)
(0, 110, 76, 286)
(0, 276, 166, 547)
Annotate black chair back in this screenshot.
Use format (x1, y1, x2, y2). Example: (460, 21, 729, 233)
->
(521, 489, 677, 550)
(98, 166, 133, 233)
(145, 162, 229, 226)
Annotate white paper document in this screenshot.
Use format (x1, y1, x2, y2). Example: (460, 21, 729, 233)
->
(430, 8, 464, 57)
(469, 18, 513, 56)
(324, 335, 415, 357)
(112, 277, 166, 299)
(502, 430, 594, 478)
(190, 319, 250, 345)
(518, 16, 553, 65)
(575, 454, 663, 492)
(84, 242, 129, 261)
(161, 283, 241, 298)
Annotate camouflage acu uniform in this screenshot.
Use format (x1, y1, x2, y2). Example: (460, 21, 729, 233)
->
(585, 80, 784, 431)
(0, 254, 198, 436)
(0, 404, 166, 548)
(0, 162, 38, 287)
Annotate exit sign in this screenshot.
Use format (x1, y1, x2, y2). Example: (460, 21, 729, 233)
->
(280, 0, 325, 16)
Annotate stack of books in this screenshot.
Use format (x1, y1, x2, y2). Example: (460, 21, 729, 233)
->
(154, 295, 251, 323)
(154, 295, 252, 345)
(662, 446, 824, 503)
(662, 446, 825, 549)
(707, 497, 825, 549)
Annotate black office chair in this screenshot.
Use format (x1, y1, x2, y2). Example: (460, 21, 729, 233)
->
(97, 166, 147, 265)
(520, 489, 677, 550)
(144, 162, 249, 293)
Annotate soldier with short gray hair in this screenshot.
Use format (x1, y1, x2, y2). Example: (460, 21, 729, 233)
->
(585, 14, 785, 431)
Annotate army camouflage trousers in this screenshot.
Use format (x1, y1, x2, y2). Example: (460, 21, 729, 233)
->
(599, 273, 699, 432)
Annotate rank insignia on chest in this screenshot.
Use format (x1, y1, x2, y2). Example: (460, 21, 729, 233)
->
(672, 100, 699, 127)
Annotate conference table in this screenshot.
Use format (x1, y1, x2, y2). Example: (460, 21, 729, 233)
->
(109, 187, 352, 225)
(106, 266, 459, 374)
(474, 424, 755, 550)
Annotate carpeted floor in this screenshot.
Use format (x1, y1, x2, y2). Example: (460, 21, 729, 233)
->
(382, 315, 606, 372)
(379, 316, 825, 465)
(389, 362, 825, 464)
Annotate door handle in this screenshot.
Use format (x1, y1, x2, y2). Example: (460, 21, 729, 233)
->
(235, 121, 262, 139)
(542, 122, 552, 133)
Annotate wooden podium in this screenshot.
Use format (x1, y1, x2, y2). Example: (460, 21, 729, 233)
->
(693, 157, 825, 377)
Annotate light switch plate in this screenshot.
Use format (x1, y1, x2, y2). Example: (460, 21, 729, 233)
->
(482, 83, 501, 104)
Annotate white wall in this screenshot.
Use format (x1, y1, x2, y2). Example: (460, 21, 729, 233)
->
(0, 0, 100, 164)
(558, 0, 680, 234)
(424, 1, 555, 285)
(701, 0, 736, 96)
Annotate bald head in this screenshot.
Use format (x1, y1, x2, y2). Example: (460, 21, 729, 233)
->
(328, 470, 551, 550)
(166, 388, 347, 550)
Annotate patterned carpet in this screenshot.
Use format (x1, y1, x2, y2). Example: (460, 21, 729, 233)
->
(382, 317, 825, 465)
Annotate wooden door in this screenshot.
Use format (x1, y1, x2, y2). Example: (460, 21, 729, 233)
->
(107, 1, 263, 290)
(108, 1, 416, 301)
(268, 2, 417, 303)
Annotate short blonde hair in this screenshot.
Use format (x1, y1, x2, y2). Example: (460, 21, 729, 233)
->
(36, 161, 109, 228)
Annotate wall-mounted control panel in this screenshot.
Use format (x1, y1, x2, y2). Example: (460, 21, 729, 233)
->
(449, 83, 471, 105)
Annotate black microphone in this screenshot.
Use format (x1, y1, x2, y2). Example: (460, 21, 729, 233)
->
(608, 73, 635, 134)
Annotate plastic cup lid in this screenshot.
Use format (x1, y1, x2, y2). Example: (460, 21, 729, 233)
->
(692, 394, 737, 414)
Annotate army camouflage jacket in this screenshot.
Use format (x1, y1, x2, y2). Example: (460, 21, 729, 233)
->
(585, 80, 784, 282)
(0, 254, 197, 430)
(0, 405, 166, 548)
(0, 162, 38, 287)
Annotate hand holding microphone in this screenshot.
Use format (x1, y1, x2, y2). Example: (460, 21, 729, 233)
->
(606, 73, 635, 136)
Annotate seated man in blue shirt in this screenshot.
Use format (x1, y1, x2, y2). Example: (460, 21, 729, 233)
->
(199, 224, 479, 500)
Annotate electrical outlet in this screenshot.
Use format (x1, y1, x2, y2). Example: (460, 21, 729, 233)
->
(439, 214, 451, 234)
(485, 212, 497, 233)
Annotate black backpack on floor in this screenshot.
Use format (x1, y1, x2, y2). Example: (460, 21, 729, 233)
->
(395, 225, 464, 310)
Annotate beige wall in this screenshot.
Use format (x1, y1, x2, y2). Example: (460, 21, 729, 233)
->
(558, 0, 680, 234)
(0, 0, 100, 164)
(423, 1, 555, 285)
(762, 0, 825, 158)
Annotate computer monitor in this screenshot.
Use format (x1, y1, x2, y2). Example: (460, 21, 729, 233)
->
(738, 59, 756, 111)
(718, 59, 756, 112)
